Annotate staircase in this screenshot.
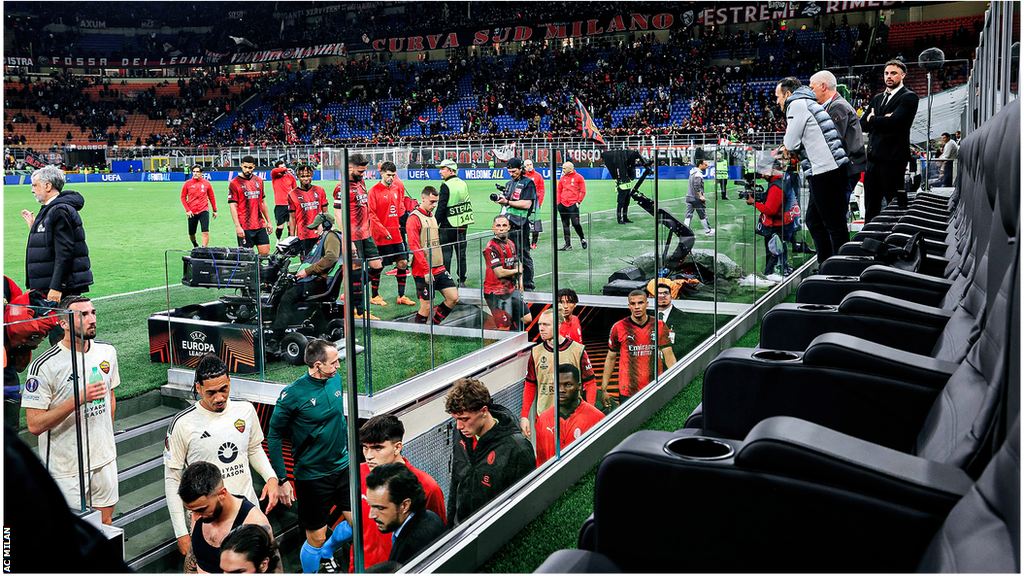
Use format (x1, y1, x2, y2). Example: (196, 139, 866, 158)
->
(17, 390, 308, 573)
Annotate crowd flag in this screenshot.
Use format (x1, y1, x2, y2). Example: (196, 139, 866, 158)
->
(489, 142, 518, 161)
(573, 96, 607, 150)
(283, 115, 299, 144)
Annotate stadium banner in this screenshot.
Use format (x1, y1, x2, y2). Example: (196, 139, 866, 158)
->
(405, 167, 742, 181)
(367, 1, 930, 52)
(4, 56, 35, 67)
(33, 41, 346, 68)
(4, 176, 23, 185)
(87, 173, 143, 183)
(415, 143, 754, 166)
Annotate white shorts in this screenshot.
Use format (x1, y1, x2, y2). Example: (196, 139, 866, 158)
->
(54, 458, 119, 510)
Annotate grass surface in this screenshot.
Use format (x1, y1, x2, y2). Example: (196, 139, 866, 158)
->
(478, 293, 794, 573)
(2, 176, 805, 403)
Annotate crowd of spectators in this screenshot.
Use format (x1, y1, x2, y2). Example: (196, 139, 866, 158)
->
(4, 69, 261, 147)
(3, 5, 983, 150)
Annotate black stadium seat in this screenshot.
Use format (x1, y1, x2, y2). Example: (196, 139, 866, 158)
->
(536, 418, 1019, 573)
(535, 96, 1019, 575)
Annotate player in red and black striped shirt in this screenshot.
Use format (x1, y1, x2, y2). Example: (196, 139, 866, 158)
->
(332, 153, 382, 320)
(287, 164, 328, 256)
(228, 155, 272, 255)
(600, 290, 676, 408)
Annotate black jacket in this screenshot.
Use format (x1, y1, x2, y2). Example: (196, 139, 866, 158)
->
(389, 510, 447, 565)
(447, 403, 535, 526)
(25, 191, 93, 293)
(860, 85, 919, 165)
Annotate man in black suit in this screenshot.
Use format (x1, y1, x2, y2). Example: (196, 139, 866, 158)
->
(860, 59, 920, 222)
(365, 463, 447, 567)
(651, 281, 689, 359)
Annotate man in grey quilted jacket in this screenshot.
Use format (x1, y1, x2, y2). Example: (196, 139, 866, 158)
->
(776, 76, 850, 264)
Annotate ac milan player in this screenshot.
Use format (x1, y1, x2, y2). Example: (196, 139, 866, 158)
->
(600, 290, 676, 409)
(482, 215, 532, 331)
(520, 309, 595, 441)
(367, 161, 415, 307)
(228, 155, 272, 255)
(333, 153, 382, 320)
(271, 160, 298, 240)
(557, 288, 583, 344)
(405, 187, 459, 325)
(523, 159, 546, 249)
(181, 164, 217, 248)
(534, 364, 605, 466)
(287, 164, 328, 257)
(314, 415, 446, 572)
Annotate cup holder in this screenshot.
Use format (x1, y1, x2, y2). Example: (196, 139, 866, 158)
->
(751, 350, 801, 362)
(665, 437, 735, 461)
(827, 275, 860, 282)
(797, 304, 835, 312)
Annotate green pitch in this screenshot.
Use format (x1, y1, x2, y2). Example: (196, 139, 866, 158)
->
(3, 176, 808, 402)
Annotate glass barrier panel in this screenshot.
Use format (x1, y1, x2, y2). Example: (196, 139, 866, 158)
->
(5, 304, 94, 516)
(163, 247, 273, 381)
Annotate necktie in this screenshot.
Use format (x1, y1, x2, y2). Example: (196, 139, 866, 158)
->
(880, 91, 891, 110)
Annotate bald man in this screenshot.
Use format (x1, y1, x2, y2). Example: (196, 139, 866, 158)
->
(556, 162, 588, 251)
(810, 70, 866, 203)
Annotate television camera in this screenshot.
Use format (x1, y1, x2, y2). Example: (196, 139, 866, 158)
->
(180, 237, 346, 364)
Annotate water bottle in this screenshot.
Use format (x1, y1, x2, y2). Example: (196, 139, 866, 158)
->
(89, 367, 105, 406)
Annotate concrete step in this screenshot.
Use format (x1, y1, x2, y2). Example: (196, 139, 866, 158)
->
(113, 478, 165, 540)
(125, 477, 306, 573)
(116, 444, 163, 495)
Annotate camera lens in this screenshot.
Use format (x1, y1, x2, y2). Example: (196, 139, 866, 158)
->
(490, 193, 500, 202)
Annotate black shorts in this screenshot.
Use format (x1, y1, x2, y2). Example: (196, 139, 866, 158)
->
(484, 290, 529, 329)
(529, 220, 543, 233)
(294, 468, 352, 531)
(187, 211, 210, 235)
(558, 204, 581, 218)
(274, 205, 290, 227)
(413, 268, 456, 301)
(238, 228, 270, 248)
(376, 241, 408, 266)
(352, 237, 381, 262)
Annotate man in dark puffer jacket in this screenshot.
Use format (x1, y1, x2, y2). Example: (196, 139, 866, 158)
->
(22, 165, 93, 301)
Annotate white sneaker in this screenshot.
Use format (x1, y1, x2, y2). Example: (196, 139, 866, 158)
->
(765, 273, 785, 283)
(704, 228, 715, 236)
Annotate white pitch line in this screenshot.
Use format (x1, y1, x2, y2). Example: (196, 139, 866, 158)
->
(91, 284, 184, 301)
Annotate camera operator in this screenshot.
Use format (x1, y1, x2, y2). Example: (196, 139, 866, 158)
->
(745, 152, 802, 279)
(493, 158, 536, 291)
(266, 213, 341, 355)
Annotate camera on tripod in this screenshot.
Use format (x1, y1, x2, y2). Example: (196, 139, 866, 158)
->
(737, 175, 767, 203)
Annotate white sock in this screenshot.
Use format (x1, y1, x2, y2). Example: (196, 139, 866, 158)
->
(701, 218, 711, 230)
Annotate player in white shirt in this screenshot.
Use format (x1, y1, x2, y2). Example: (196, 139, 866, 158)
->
(23, 296, 120, 524)
(164, 354, 295, 567)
